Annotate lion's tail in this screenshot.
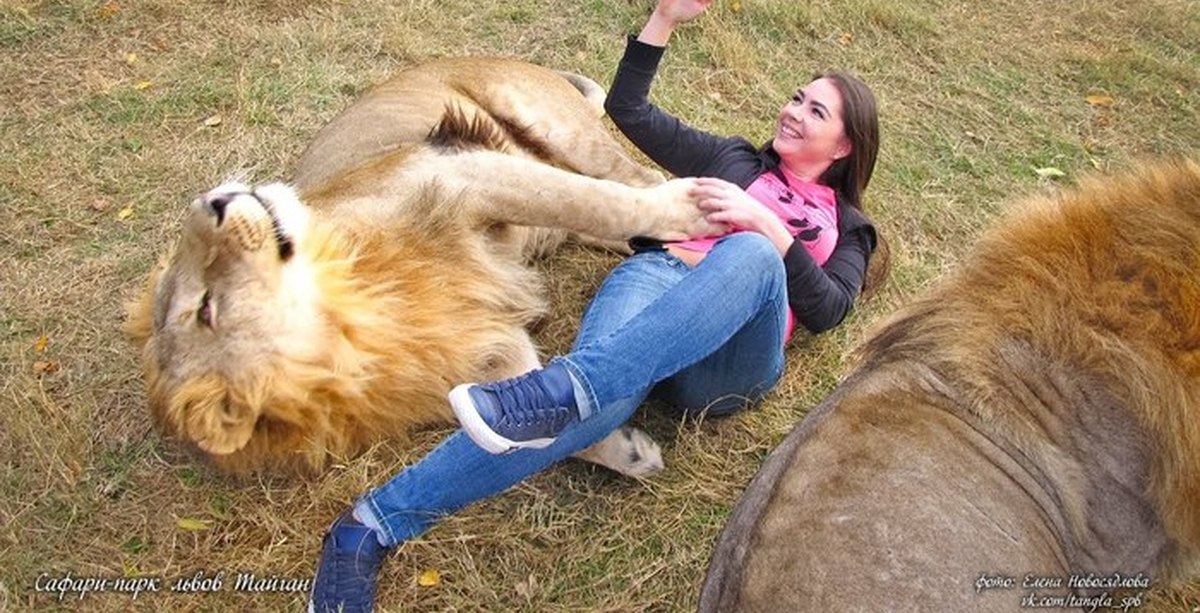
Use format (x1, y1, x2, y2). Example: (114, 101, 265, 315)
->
(555, 70, 606, 117)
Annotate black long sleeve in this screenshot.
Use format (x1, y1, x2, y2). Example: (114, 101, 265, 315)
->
(604, 37, 762, 180)
(605, 36, 878, 335)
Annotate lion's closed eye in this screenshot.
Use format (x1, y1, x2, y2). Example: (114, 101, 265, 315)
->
(197, 290, 214, 328)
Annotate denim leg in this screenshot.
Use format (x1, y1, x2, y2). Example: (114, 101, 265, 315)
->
(567, 250, 691, 418)
(358, 395, 643, 547)
(356, 252, 686, 547)
(651, 302, 786, 417)
(573, 250, 689, 350)
(559, 232, 788, 415)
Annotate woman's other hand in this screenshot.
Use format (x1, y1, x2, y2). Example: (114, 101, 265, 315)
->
(654, 0, 714, 25)
(639, 0, 714, 45)
(690, 177, 795, 255)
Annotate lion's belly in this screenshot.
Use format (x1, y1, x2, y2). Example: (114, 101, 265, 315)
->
(701, 353, 1175, 612)
(702, 372, 1071, 612)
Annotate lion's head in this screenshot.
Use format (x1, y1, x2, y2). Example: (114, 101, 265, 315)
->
(126, 182, 326, 460)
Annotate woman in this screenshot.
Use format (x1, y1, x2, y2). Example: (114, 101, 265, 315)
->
(310, 1, 881, 610)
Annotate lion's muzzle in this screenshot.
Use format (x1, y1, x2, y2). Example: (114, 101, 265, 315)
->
(192, 186, 273, 253)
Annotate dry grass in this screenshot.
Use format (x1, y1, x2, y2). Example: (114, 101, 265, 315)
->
(1, 0, 1197, 611)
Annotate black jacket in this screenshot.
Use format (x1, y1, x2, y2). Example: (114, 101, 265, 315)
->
(604, 36, 877, 335)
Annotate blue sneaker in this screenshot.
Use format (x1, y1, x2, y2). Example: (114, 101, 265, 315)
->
(449, 362, 579, 454)
(309, 509, 389, 613)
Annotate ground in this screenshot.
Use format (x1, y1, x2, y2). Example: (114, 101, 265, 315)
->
(1, 0, 1197, 610)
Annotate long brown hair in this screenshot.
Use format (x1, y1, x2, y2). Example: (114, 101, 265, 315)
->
(816, 71, 879, 212)
(760, 72, 887, 295)
(816, 71, 889, 298)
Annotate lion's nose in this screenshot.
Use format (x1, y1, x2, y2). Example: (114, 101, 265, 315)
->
(206, 193, 232, 225)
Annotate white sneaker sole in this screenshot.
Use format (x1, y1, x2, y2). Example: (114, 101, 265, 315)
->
(448, 384, 556, 454)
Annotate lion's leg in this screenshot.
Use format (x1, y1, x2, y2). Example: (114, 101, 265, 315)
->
(411, 150, 722, 242)
(522, 115, 664, 188)
(489, 332, 664, 478)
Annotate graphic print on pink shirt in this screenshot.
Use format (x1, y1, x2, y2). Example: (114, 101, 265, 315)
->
(670, 168, 840, 342)
(672, 169, 839, 264)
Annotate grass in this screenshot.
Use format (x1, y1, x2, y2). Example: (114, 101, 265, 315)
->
(1, 0, 1197, 611)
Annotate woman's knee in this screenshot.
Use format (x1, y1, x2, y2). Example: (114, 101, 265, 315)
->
(719, 231, 774, 254)
(715, 233, 785, 276)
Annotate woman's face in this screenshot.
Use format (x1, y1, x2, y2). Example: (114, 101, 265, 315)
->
(773, 77, 852, 178)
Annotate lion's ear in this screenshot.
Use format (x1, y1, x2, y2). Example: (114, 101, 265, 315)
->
(171, 375, 258, 456)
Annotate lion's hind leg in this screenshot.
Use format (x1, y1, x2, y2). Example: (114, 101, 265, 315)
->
(445, 60, 664, 187)
(572, 426, 664, 477)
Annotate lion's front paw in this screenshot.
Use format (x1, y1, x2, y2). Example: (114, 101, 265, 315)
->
(572, 426, 665, 478)
(642, 178, 729, 241)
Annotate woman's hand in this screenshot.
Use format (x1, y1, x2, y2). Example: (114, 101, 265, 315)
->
(639, 0, 714, 46)
(653, 0, 714, 26)
(689, 177, 795, 255)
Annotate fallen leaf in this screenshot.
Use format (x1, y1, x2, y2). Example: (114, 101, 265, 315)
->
(203, 114, 222, 127)
(33, 360, 59, 375)
(838, 32, 853, 47)
(125, 52, 138, 64)
(1084, 93, 1114, 107)
(33, 335, 49, 353)
(99, 0, 119, 19)
(121, 559, 141, 578)
(515, 574, 539, 600)
(134, 80, 152, 91)
(417, 569, 440, 587)
(117, 205, 134, 220)
(729, 0, 743, 13)
(121, 559, 142, 577)
(176, 517, 210, 531)
(270, 57, 283, 67)
(1034, 166, 1066, 178)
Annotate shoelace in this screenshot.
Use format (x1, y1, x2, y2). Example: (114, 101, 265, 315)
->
(486, 373, 571, 430)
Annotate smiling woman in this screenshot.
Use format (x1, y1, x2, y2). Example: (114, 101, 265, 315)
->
(774, 82, 852, 180)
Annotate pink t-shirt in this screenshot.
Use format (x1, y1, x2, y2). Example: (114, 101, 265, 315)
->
(671, 167, 840, 341)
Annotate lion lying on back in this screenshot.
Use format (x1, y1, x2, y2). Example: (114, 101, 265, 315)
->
(701, 159, 1200, 611)
(125, 57, 722, 477)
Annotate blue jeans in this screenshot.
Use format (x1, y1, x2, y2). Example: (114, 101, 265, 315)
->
(357, 232, 788, 546)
